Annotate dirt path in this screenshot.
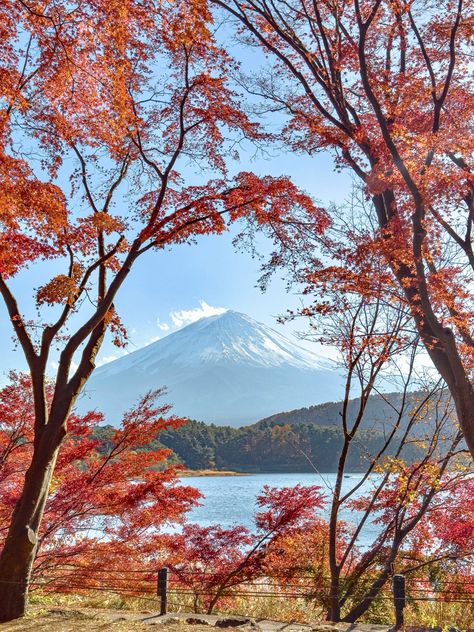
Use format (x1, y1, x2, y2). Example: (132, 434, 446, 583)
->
(0, 608, 213, 632)
(0, 607, 399, 631)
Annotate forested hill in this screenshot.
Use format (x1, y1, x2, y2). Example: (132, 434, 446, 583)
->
(156, 420, 415, 473)
(155, 418, 424, 473)
(256, 391, 420, 431)
(94, 394, 424, 472)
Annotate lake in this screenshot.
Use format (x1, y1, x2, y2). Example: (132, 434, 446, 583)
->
(183, 472, 381, 550)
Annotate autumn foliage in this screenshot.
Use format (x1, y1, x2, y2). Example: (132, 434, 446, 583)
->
(160, 464, 473, 623)
(214, 0, 474, 459)
(0, 0, 330, 619)
(0, 373, 200, 588)
(1, 0, 474, 624)
(162, 485, 325, 613)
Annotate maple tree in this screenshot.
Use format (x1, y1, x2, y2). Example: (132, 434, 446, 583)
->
(261, 465, 474, 624)
(0, 373, 200, 594)
(260, 241, 474, 623)
(161, 484, 325, 614)
(213, 0, 474, 458)
(0, 0, 327, 621)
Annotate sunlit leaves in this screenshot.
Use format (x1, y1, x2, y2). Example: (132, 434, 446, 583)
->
(0, 374, 200, 582)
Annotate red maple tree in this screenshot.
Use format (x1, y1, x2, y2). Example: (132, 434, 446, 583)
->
(162, 485, 326, 614)
(0, 0, 326, 620)
(0, 373, 200, 594)
(235, 215, 473, 624)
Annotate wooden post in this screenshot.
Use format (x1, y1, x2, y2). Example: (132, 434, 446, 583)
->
(157, 567, 168, 616)
(392, 574, 405, 629)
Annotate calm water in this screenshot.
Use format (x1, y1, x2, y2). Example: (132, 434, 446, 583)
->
(183, 472, 381, 550)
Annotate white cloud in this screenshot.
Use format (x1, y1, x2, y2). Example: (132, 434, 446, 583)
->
(50, 360, 79, 373)
(147, 302, 227, 343)
(157, 320, 170, 332)
(169, 300, 227, 328)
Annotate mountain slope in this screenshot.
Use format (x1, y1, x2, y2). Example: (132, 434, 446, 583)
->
(256, 393, 411, 430)
(80, 311, 343, 426)
(255, 390, 455, 438)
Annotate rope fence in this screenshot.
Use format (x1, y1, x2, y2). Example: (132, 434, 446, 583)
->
(8, 566, 472, 629)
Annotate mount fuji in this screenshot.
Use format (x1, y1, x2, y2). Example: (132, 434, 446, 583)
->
(79, 311, 343, 426)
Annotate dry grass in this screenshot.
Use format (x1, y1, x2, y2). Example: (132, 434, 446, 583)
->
(0, 590, 471, 631)
(168, 589, 474, 629)
(405, 599, 474, 630)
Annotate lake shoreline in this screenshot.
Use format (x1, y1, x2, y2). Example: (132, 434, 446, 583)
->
(179, 469, 247, 477)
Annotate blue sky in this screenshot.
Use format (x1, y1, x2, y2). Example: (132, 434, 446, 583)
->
(105, 150, 352, 367)
(1, 20, 358, 380)
(1, 147, 353, 378)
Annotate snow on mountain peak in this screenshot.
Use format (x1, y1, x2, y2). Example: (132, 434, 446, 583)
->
(83, 311, 341, 426)
(185, 310, 323, 369)
(98, 310, 325, 375)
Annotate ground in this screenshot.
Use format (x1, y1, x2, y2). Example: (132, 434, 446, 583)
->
(0, 609, 210, 632)
(0, 607, 412, 632)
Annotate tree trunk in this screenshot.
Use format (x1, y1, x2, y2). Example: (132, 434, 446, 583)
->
(327, 575, 341, 622)
(405, 306, 474, 458)
(372, 193, 474, 460)
(341, 566, 392, 623)
(0, 428, 62, 621)
(437, 350, 474, 457)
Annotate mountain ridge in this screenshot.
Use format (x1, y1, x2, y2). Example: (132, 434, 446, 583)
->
(80, 310, 343, 426)
(96, 310, 329, 372)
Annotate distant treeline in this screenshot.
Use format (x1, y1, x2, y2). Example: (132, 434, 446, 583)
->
(93, 415, 423, 473)
(158, 420, 424, 472)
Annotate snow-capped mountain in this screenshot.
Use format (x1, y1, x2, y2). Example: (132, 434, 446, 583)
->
(79, 311, 343, 426)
